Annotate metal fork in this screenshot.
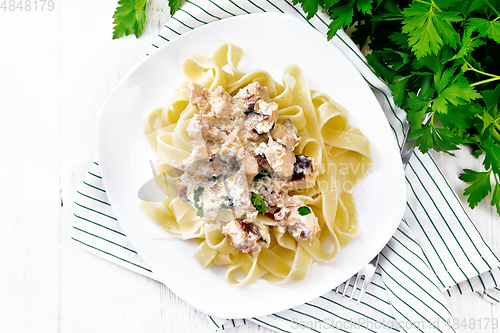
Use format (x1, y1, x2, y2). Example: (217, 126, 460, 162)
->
(336, 254, 379, 304)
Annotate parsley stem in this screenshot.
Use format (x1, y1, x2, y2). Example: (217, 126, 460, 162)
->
(464, 61, 499, 78)
(471, 76, 500, 87)
(493, 128, 500, 143)
(413, 0, 432, 6)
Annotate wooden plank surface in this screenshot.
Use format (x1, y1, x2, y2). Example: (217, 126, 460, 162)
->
(0, 1, 498, 332)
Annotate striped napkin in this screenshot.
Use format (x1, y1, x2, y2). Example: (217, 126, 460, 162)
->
(72, 0, 500, 331)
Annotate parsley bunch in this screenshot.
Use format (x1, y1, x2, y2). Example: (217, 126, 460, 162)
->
(112, 0, 500, 215)
(294, 0, 500, 215)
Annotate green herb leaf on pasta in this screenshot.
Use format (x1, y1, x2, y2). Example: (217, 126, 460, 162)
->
(298, 206, 312, 216)
(251, 192, 267, 214)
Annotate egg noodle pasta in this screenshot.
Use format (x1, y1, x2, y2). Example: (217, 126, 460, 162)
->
(141, 43, 371, 286)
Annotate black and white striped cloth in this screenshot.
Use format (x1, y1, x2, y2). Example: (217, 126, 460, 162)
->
(72, 1, 500, 332)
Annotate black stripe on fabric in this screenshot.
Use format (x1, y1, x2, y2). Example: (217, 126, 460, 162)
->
(487, 293, 499, 302)
(363, 79, 402, 147)
(396, 225, 447, 289)
(186, 0, 222, 19)
(405, 174, 469, 285)
(290, 307, 351, 333)
(158, 34, 170, 42)
(408, 162, 480, 280)
(305, 302, 376, 333)
(364, 291, 391, 306)
(83, 181, 106, 193)
(228, 0, 251, 14)
(360, 302, 399, 324)
(74, 201, 118, 221)
(207, 0, 236, 16)
(164, 25, 182, 35)
(208, 316, 219, 328)
(246, 0, 265, 12)
(264, 0, 284, 12)
(426, 154, 500, 265)
(73, 213, 125, 236)
(387, 239, 442, 292)
(382, 284, 436, 333)
(405, 200, 460, 289)
(380, 265, 451, 332)
(179, 8, 208, 24)
(71, 237, 152, 272)
(171, 16, 194, 29)
(380, 252, 453, 317)
(387, 304, 412, 333)
(73, 226, 137, 254)
(88, 171, 102, 179)
(319, 296, 397, 330)
(77, 191, 110, 206)
(253, 316, 291, 333)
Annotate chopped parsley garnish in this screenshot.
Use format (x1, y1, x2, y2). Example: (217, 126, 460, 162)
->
(209, 175, 222, 182)
(193, 186, 204, 218)
(251, 192, 267, 214)
(244, 110, 262, 115)
(297, 206, 312, 216)
(220, 196, 234, 210)
(253, 169, 271, 181)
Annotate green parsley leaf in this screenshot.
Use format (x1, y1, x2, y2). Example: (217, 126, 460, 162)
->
(492, 182, 500, 215)
(112, 0, 147, 39)
(459, 169, 492, 209)
(297, 206, 312, 216)
(467, 17, 500, 43)
(193, 186, 204, 218)
(251, 192, 267, 214)
(327, 2, 355, 40)
(389, 76, 410, 106)
(168, 0, 184, 16)
(293, 0, 319, 20)
(432, 75, 481, 113)
(193, 186, 204, 203)
(409, 123, 461, 153)
(407, 92, 431, 130)
(401, 3, 461, 58)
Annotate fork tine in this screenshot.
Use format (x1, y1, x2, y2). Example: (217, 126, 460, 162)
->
(336, 279, 345, 294)
(350, 273, 362, 300)
(356, 277, 368, 304)
(342, 276, 353, 296)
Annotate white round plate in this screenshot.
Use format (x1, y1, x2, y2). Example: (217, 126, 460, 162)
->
(97, 13, 406, 319)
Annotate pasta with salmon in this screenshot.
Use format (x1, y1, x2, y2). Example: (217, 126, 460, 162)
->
(140, 43, 371, 286)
